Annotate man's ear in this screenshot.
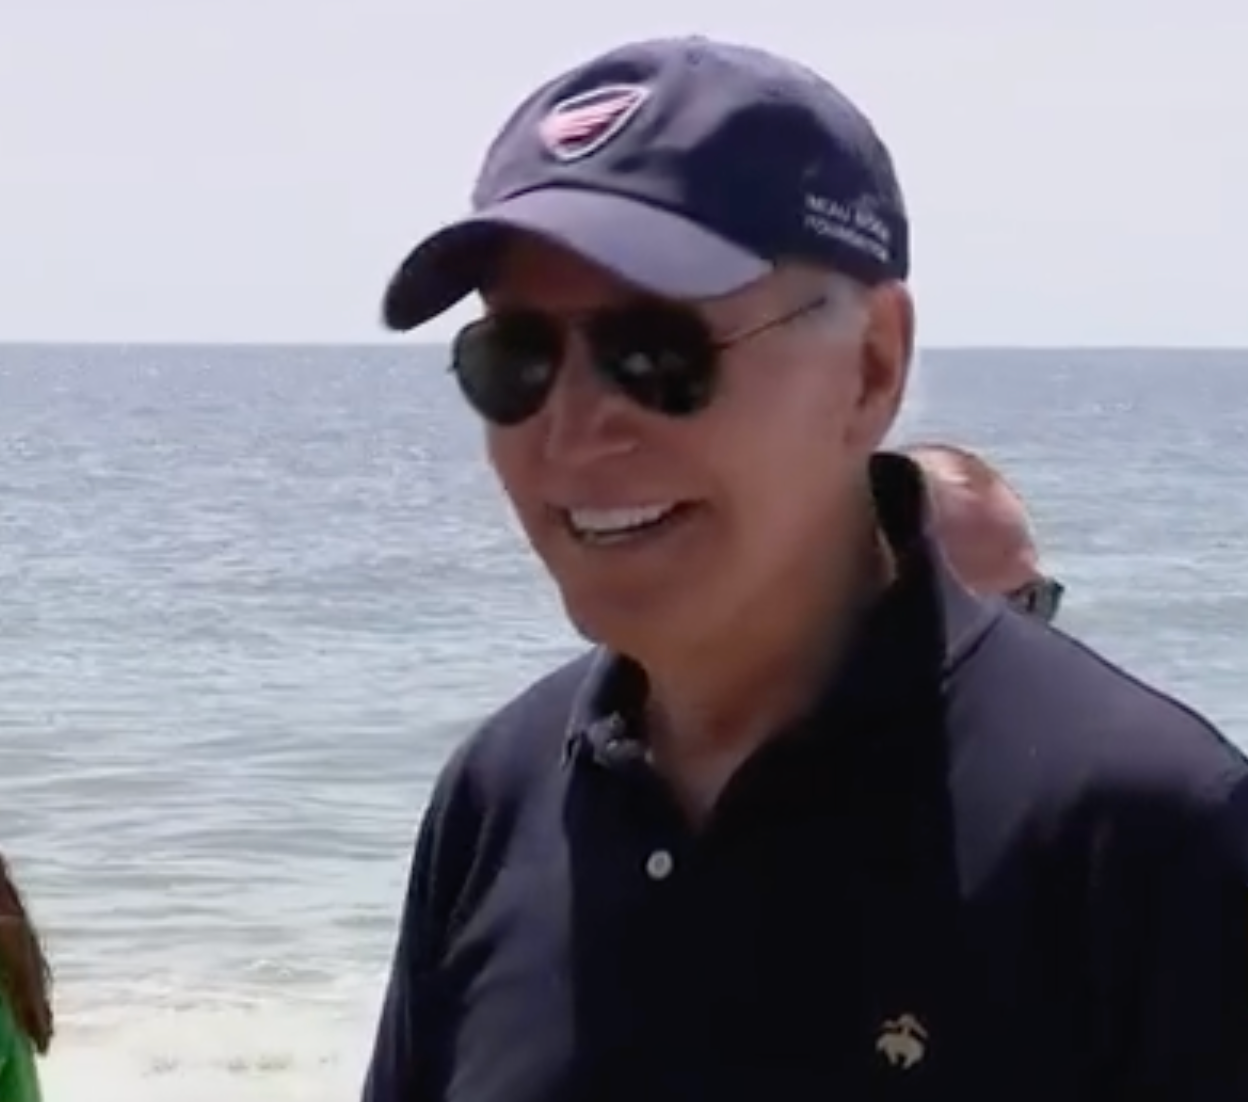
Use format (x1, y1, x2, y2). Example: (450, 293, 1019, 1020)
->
(853, 281, 914, 446)
(868, 280, 914, 383)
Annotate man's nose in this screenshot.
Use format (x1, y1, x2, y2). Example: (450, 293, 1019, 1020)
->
(540, 335, 640, 465)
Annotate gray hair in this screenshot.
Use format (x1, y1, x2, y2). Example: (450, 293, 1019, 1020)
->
(814, 270, 871, 345)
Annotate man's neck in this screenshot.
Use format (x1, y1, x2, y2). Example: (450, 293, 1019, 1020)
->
(641, 517, 890, 820)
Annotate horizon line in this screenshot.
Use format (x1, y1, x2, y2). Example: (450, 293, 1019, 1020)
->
(1, 339, 1246, 355)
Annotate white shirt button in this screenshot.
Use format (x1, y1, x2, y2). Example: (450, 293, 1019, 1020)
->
(645, 849, 675, 881)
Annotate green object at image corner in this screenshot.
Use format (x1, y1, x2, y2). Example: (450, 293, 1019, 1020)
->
(0, 995, 40, 1102)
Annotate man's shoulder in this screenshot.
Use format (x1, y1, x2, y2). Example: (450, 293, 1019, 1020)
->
(395, 652, 598, 945)
(952, 610, 1248, 832)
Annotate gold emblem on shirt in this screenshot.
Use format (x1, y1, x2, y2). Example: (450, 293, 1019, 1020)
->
(875, 1013, 928, 1070)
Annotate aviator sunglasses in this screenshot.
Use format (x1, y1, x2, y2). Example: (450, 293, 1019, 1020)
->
(449, 295, 828, 427)
(1007, 575, 1065, 624)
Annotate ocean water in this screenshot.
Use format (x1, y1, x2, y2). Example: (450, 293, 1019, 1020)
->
(0, 343, 1246, 1100)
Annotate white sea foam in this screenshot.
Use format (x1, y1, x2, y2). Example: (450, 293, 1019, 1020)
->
(41, 981, 378, 1102)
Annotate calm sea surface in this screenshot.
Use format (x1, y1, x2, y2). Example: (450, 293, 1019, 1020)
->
(1, 344, 1246, 1100)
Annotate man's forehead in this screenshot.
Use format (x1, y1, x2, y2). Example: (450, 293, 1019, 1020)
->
(910, 449, 970, 486)
(924, 476, 1038, 579)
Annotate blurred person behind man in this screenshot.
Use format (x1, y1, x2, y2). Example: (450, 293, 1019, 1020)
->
(903, 442, 1064, 623)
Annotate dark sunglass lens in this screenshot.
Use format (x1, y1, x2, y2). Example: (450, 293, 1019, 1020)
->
(1011, 578, 1064, 623)
(451, 314, 562, 426)
(591, 304, 717, 416)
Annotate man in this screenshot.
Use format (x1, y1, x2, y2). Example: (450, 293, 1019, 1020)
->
(366, 36, 1248, 1102)
(903, 442, 1065, 621)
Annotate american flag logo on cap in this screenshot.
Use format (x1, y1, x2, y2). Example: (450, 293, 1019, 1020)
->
(538, 84, 650, 163)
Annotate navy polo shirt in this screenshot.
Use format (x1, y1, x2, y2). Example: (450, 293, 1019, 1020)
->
(363, 453, 1248, 1102)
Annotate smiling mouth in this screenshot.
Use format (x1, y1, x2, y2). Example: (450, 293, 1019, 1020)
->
(561, 503, 694, 545)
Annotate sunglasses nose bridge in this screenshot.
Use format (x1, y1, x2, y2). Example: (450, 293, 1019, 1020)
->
(540, 328, 641, 465)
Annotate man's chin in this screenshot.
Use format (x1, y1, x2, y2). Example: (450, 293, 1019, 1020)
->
(558, 588, 682, 662)
(561, 596, 627, 651)
(564, 607, 603, 646)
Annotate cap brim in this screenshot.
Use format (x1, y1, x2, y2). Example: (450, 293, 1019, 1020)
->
(381, 188, 770, 332)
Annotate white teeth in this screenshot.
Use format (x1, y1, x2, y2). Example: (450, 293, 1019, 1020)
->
(566, 504, 678, 537)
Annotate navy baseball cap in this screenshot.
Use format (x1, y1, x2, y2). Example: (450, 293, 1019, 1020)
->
(382, 36, 909, 332)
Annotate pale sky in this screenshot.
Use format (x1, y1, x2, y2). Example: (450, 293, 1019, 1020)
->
(2, 0, 1245, 346)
